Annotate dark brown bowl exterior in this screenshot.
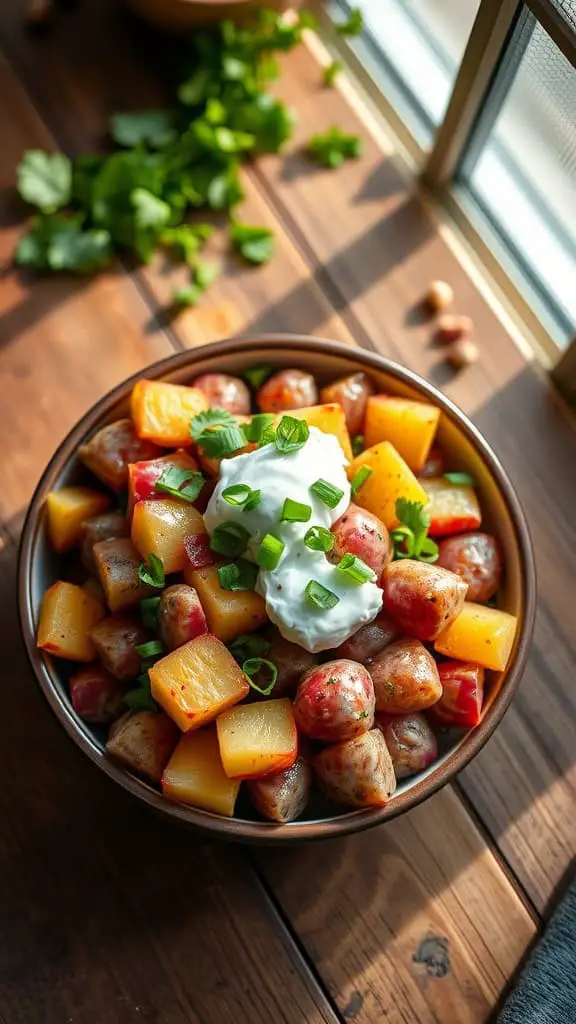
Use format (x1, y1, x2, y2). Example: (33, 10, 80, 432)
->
(18, 335, 536, 843)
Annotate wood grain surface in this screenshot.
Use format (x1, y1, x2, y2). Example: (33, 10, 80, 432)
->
(1, 2, 573, 1022)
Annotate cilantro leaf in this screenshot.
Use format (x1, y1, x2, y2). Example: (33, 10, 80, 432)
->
(131, 188, 171, 230)
(323, 61, 342, 87)
(194, 259, 220, 290)
(15, 215, 112, 273)
(17, 151, 72, 214)
(336, 7, 363, 36)
(173, 283, 202, 308)
(230, 221, 274, 264)
(161, 224, 213, 265)
(110, 110, 177, 149)
(178, 68, 213, 107)
(391, 499, 439, 563)
(190, 407, 237, 440)
(307, 127, 362, 168)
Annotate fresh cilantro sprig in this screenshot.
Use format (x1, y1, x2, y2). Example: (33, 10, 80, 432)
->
(190, 408, 237, 440)
(391, 499, 439, 563)
(308, 127, 362, 169)
(336, 7, 363, 36)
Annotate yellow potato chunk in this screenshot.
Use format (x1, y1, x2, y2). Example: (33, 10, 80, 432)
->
(365, 396, 440, 472)
(131, 498, 205, 575)
(434, 601, 518, 671)
(46, 486, 111, 553)
(131, 379, 208, 447)
(347, 442, 428, 528)
(183, 564, 267, 643)
(279, 404, 352, 460)
(93, 537, 151, 612)
(162, 727, 240, 816)
(37, 581, 104, 662)
(217, 698, 298, 780)
(149, 633, 249, 732)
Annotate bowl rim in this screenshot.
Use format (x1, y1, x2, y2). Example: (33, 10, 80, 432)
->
(18, 334, 536, 842)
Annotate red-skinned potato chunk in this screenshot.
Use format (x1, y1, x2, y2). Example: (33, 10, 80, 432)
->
(333, 611, 400, 664)
(434, 661, 485, 727)
(418, 446, 447, 479)
(247, 755, 312, 823)
(78, 418, 159, 491)
(47, 487, 112, 553)
(294, 659, 375, 742)
(216, 698, 298, 780)
(330, 503, 391, 579)
(106, 710, 179, 783)
(251, 626, 317, 698)
(93, 537, 152, 612)
(37, 581, 104, 662)
(192, 373, 251, 415)
(69, 665, 124, 724)
(90, 614, 148, 680)
(424, 477, 482, 537)
(370, 638, 442, 713)
(437, 532, 502, 603)
(313, 729, 396, 808)
(320, 372, 374, 436)
(257, 369, 318, 413)
(131, 498, 205, 575)
(159, 584, 208, 650)
(376, 712, 438, 778)
(81, 511, 129, 571)
(383, 560, 468, 641)
(127, 450, 199, 516)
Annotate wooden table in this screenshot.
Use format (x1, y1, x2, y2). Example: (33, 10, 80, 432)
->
(1, 4, 575, 1022)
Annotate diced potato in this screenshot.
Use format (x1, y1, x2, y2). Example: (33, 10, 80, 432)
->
(37, 581, 104, 662)
(423, 477, 482, 536)
(149, 633, 249, 732)
(434, 601, 518, 671)
(78, 418, 160, 491)
(162, 727, 240, 816)
(183, 564, 267, 643)
(216, 698, 298, 780)
(364, 396, 440, 472)
(128, 450, 199, 516)
(46, 487, 111, 553)
(106, 710, 179, 783)
(131, 379, 208, 447)
(131, 498, 205, 575)
(347, 442, 428, 528)
(278, 404, 352, 461)
(93, 537, 151, 612)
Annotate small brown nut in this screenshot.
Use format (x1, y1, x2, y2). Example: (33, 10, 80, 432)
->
(426, 280, 454, 312)
(447, 338, 479, 368)
(436, 314, 473, 344)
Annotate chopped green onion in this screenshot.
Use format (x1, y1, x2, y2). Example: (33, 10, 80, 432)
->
(229, 633, 271, 660)
(210, 521, 250, 557)
(280, 498, 312, 523)
(336, 553, 376, 584)
(243, 413, 275, 443)
(257, 533, 285, 571)
(351, 434, 364, 456)
(304, 526, 335, 552)
(310, 478, 345, 509)
(135, 639, 164, 660)
(189, 407, 237, 441)
(138, 553, 165, 589)
(305, 579, 340, 610)
(123, 672, 157, 711)
(351, 465, 372, 496)
(218, 559, 258, 592)
(222, 483, 260, 509)
(444, 472, 476, 487)
(244, 490, 262, 511)
(155, 465, 205, 503)
(242, 657, 278, 696)
(140, 596, 161, 630)
(275, 415, 309, 454)
(258, 424, 277, 447)
(196, 424, 247, 459)
(243, 365, 273, 390)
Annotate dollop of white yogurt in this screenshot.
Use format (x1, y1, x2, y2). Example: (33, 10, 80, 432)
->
(204, 427, 382, 652)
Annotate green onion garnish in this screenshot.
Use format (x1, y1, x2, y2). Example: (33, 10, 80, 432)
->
(305, 579, 340, 610)
(243, 413, 275, 443)
(310, 478, 345, 509)
(189, 407, 237, 441)
(135, 639, 164, 660)
(196, 424, 247, 459)
(140, 596, 161, 630)
(336, 553, 376, 584)
(218, 559, 258, 592)
(244, 490, 262, 511)
(304, 526, 335, 552)
(280, 498, 312, 523)
(222, 483, 261, 510)
(123, 672, 157, 711)
(351, 465, 373, 497)
(210, 521, 251, 557)
(258, 424, 277, 448)
(275, 415, 309, 454)
(242, 657, 278, 696)
(155, 465, 205, 503)
(444, 472, 476, 487)
(257, 533, 285, 571)
(229, 633, 271, 661)
(138, 553, 165, 589)
(351, 434, 364, 456)
(243, 365, 273, 390)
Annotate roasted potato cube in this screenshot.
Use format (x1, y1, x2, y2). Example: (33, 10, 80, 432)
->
(320, 372, 374, 436)
(217, 698, 298, 780)
(383, 560, 468, 641)
(434, 661, 485, 727)
(247, 756, 312, 822)
(183, 564, 267, 643)
(376, 712, 438, 778)
(81, 511, 129, 571)
(37, 581, 104, 662)
(347, 442, 428, 528)
(158, 584, 208, 650)
(313, 729, 396, 808)
(106, 710, 179, 784)
(162, 727, 240, 816)
(364, 396, 440, 472)
(423, 477, 482, 537)
(90, 613, 148, 680)
(69, 665, 124, 724)
(131, 379, 207, 447)
(127, 450, 199, 516)
(149, 633, 249, 732)
(46, 486, 111, 553)
(93, 537, 152, 612)
(78, 418, 160, 490)
(369, 638, 442, 713)
(434, 602, 517, 671)
(131, 498, 205, 575)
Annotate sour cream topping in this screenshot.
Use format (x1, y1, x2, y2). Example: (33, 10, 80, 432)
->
(204, 427, 383, 652)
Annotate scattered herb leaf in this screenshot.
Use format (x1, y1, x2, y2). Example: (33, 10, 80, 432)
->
(443, 472, 476, 487)
(138, 553, 166, 589)
(308, 126, 362, 168)
(391, 499, 439, 563)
